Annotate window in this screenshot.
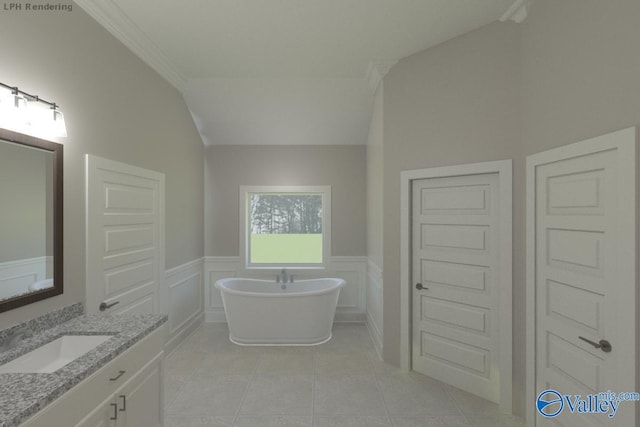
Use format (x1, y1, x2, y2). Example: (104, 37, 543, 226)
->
(240, 186, 331, 269)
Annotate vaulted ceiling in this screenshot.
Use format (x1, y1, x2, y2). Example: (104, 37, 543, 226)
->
(76, 0, 526, 145)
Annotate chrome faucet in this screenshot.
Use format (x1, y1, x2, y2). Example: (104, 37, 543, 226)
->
(275, 269, 294, 283)
(0, 325, 33, 353)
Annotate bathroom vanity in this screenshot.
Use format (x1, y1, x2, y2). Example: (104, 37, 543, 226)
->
(0, 308, 167, 427)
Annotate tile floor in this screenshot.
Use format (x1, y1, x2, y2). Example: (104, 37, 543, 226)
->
(163, 323, 525, 427)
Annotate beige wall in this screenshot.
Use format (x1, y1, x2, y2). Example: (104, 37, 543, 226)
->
(0, 5, 204, 325)
(521, 0, 640, 155)
(366, 85, 384, 268)
(205, 145, 366, 257)
(379, 0, 640, 417)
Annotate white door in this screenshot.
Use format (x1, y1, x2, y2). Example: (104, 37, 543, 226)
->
(412, 172, 503, 403)
(527, 128, 637, 426)
(86, 155, 165, 315)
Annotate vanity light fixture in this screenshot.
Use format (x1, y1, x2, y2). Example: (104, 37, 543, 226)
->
(0, 81, 67, 138)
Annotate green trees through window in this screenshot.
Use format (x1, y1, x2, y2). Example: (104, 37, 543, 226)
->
(250, 194, 322, 234)
(248, 193, 324, 264)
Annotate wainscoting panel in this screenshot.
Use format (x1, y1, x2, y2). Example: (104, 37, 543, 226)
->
(0, 257, 51, 301)
(204, 256, 367, 323)
(366, 258, 383, 359)
(164, 258, 204, 353)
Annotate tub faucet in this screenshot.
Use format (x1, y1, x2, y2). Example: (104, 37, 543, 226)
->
(280, 269, 288, 284)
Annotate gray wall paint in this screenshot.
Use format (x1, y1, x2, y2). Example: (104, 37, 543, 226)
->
(0, 6, 204, 325)
(205, 145, 366, 257)
(366, 85, 384, 268)
(381, 20, 521, 408)
(521, 0, 640, 155)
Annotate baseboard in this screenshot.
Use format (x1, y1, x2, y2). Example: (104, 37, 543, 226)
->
(365, 257, 384, 360)
(367, 312, 383, 360)
(164, 312, 204, 355)
(205, 308, 227, 323)
(334, 310, 366, 322)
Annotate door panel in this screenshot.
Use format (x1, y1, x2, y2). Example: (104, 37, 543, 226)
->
(531, 129, 637, 426)
(86, 156, 164, 315)
(412, 173, 501, 403)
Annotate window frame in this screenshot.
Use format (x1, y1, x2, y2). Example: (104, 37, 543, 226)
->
(239, 185, 331, 270)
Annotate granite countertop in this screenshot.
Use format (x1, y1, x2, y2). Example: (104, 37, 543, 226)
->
(0, 313, 167, 427)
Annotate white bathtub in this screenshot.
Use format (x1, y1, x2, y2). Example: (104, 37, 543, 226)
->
(214, 277, 345, 345)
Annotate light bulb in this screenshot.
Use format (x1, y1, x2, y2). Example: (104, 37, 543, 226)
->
(0, 90, 29, 133)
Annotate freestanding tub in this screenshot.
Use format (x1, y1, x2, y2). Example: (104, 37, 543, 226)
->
(214, 277, 345, 345)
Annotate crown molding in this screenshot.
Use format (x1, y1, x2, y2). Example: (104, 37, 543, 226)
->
(75, 0, 187, 93)
(366, 59, 398, 93)
(499, 0, 533, 23)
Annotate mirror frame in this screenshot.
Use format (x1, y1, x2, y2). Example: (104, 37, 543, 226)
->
(0, 128, 63, 313)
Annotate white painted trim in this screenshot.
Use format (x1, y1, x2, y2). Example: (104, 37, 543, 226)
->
(238, 185, 332, 270)
(164, 313, 204, 358)
(366, 258, 384, 360)
(525, 127, 637, 426)
(330, 256, 368, 264)
(400, 159, 513, 414)
(0, 256, 49, 271)
(499, 0, 532, 23)
(204, 256, 240, 264)
(74, 0, 187, 92)
(165, 312, 204, 353)
(366, 60, 398, 93)
(0, 256, 50, 300)
(164, 258, 205, 353)
(165, 258, 203, 278)
(366, 312, 383, 360)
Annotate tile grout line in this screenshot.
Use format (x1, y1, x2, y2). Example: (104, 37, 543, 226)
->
(441, 383, 475, 427)
(311, 348, 317, 427)
(163, 333, 207, 420)
(230, 346, 263, 427)
(367, 343, 394, 426)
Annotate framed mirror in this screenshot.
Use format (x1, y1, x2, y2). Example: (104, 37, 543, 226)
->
(0, 128, 63, 313)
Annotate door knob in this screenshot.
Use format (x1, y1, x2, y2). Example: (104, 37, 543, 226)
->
(415, 283, 428, 290)
(99, 301, 119, 312)
(579, 336, 612, 353)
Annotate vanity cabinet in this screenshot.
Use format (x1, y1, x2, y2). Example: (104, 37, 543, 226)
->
(20, 325, 165, 427)
(77, 353, 162, 427)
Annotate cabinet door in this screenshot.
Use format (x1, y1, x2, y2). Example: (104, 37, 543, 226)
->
(75, 396, 117, 427)
(118, 355, 163, 427)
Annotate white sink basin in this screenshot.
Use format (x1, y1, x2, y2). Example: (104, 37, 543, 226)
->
(0, 335, 112, 374)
